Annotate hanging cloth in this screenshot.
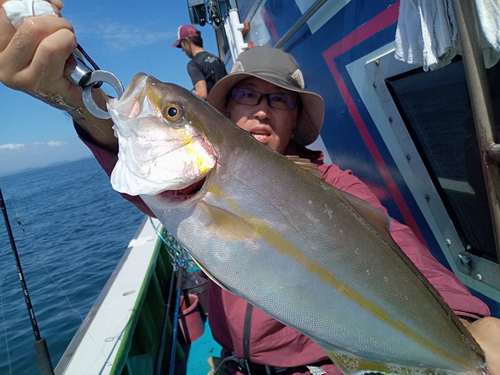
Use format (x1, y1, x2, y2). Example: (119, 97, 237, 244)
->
(394, 0, 500, 71)
(476, 0, 500, 67)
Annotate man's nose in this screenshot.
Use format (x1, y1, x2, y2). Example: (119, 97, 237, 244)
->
(253, 98, 272, 119)
(253, 109, 267, 120)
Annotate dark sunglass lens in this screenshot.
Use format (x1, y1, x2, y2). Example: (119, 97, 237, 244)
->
(233, 88, 259, 105)
(269, 94, 297, 109)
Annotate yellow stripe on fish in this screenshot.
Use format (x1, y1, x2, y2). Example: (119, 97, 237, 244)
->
(146, 84, 163, 113)
(207, 183, 473, 371)
(185, 140, 214, 176)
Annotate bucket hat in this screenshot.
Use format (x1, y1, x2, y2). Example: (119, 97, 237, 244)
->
(171, 25, 201, 48)
(207, 46, 325, 146)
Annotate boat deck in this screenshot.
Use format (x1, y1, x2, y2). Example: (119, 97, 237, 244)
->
(174, 322, 222, 375)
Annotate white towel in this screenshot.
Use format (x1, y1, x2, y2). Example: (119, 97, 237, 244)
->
(475, 0, 500, 68)
(395, 0, 500, 71)
(2, 0, 57, 29)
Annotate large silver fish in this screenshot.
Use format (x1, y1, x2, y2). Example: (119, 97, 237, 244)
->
(107, 73, 487, 375)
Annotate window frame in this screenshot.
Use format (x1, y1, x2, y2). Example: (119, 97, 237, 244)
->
(361, 48, 500, 298)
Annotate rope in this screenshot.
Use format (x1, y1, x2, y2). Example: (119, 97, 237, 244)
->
(76, 44, 103, 88)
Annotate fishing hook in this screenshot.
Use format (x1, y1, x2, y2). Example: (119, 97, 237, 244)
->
(68, 51, 124, 120)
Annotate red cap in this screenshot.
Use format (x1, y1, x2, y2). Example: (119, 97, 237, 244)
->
(171, 25, 201, 47)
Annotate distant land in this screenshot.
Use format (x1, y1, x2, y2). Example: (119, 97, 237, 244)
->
(0, 156, 94, 178)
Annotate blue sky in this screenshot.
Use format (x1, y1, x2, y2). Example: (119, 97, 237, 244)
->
(0, 0, 219, 176)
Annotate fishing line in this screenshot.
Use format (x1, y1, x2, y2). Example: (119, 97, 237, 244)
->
(148, 218, 201, 375)
(149, 217, 179, 270)
(0, 169, 110, 363)
(148, 217, 196, 270)
(0, 186, 54, 373)
(14, 215, 85, 323)
(12, 214, 112, 372)
(0, 172, 95, 323)
(0, 180, 26, 374)
(0, 271, 14, 375)
(12, 214, 114, 366)
(0, 165, 106, 325)
(81, 323, 128, 375)
(57, 167, 105, 208)
(11, 173, 121, 363)
(0, 177, 22, 227)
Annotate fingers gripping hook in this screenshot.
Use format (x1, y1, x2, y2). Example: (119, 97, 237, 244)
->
(3, 0, 123, 120)
(82, 71, 124, 119)
(69, 52, 124, 119)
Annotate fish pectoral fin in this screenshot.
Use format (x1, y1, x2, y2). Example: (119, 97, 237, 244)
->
(196, 201, 259, 241)
(324, 349, 392, 375)
(338, 190, 398, 249)
(286, 155, 324, 179)
(190, 256, 233, 293)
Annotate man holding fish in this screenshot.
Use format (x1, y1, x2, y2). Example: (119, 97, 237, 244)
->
(0, 1, 499, 375)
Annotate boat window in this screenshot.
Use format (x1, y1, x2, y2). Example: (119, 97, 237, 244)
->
(214, 24, 230, 61)
(385, 58, 500, 263)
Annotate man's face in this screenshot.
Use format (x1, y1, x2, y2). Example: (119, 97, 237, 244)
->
(227, 78, 299, 155)
(180, 39, 193, 58)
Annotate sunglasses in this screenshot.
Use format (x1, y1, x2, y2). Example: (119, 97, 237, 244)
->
(230, 88, 299, 110)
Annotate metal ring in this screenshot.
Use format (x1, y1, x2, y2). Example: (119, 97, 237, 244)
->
(82, 70, 124, 119)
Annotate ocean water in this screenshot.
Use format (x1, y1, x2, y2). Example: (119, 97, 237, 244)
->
(0, 158, 145, 375)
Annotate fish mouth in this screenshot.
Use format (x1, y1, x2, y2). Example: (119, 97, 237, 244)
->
(156, 178, 206, 204)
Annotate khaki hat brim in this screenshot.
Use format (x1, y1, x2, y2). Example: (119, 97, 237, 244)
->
(207, 72, 325, 146)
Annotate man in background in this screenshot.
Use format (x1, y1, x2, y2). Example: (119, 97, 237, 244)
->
(172, 24, 227, 100)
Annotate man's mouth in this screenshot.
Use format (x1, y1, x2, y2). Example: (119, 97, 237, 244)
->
(250, 129, 271, 142)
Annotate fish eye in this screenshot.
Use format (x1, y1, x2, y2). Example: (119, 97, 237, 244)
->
(164, 104, 182, 122)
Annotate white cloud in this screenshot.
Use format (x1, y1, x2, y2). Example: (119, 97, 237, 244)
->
(0, 143, 25, 150)
(102, 25, 174, 51)
(29, 141, 68, 147)
(0, 140, 92, 176)
(46, 141, 68, 147)
(75, 21, 175, 52)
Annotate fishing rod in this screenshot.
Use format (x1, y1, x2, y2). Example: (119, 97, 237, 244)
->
(154, 264, 176, 375)
(0, 187, 54, 375)
(169, 258, 185, 375)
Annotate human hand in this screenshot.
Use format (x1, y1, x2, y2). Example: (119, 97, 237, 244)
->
(0, 0, 117, 151)
(465, 316, 500, 375)
(0, 0, 84, 110)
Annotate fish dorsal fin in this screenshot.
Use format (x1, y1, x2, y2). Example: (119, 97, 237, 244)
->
(337, 189, 397, 249)
(190, 256, 233, 293)
(286, 155, 324, 179)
